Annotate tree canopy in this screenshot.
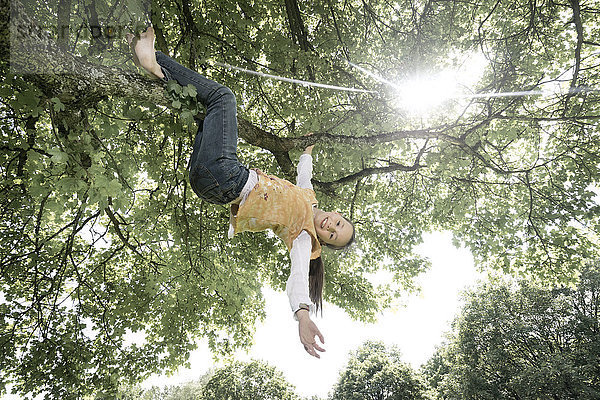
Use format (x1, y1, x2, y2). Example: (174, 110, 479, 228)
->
(1, 0, 599, 397)
(330, 341, 431, 400)
(422, 265, 600, 399)
(115, 360, 299, 400)
(200, 359, 300, 400)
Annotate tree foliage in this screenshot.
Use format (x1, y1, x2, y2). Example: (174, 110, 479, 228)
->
(330, 341, 431, 400)
(116, 375, 207, 400)
(200, 359, 300, 400)
(1, 0, 600, 397)
(115, 360, 298, 400)
(422, 265, 600, 399)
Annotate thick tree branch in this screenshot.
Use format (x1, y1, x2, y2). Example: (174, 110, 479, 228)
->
(284, 0, 314, 52)
(248, 126, 454, 154)
(56, 0, 71, 51)
(569, 0, 583, 89)
(5, 0, 290, 160)
(7, 3, 166, 108)
(283, 0, 315, 80)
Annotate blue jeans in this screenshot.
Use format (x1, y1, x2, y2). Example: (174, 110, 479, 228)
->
(156, 51, 249, 205)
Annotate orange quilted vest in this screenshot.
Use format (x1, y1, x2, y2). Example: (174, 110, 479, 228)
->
(231, 170, 322, 259)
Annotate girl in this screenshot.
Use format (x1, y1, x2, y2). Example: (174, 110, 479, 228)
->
(127, 28, 355, 358)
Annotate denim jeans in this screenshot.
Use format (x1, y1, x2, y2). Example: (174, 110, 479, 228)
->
(156, 51, 249, 205)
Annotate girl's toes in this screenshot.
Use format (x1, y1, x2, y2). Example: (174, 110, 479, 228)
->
(140, 26, 154, 39)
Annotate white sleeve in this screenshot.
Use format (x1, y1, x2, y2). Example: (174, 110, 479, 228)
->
(296, 154, 313, 190)
(286, 231, 313, 319)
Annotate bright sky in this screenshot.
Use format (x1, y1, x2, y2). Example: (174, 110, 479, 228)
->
(141, 230, 483, 399)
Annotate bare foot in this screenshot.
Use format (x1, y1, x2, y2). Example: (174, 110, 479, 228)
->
(125, 33, 142, 68)
(126, 27, 164, 79)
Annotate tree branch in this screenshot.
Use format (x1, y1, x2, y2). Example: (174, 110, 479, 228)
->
(314, 160, 424, 195)
(284, 0, 314, 52)
(105, 206, 144, 258)
(569, 0, 584, 89)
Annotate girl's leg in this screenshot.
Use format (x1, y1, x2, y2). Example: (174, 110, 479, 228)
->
(129, 28, 248, 204)
(154, 51, 239, 166)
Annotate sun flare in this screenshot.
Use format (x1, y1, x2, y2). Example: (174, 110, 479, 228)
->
(392, 52, 488, 116)
(395, 70, 459, 113)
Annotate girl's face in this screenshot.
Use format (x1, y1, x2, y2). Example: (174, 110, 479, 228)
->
(314, 211, 354, 247)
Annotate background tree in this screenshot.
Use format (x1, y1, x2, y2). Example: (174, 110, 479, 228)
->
(422, 265, 600, 399)
(330, 341, 431, 400)
(113, 375, 208, 400)
(1, 0, 599, 397)
(114, 362, 304, 400)
(200, 359, 301, 400)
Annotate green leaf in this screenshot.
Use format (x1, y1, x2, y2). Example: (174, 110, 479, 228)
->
(107, 179, 122, 194)
(48, 148, 68, 164)
(16, 90, 39, 108)
(50, 97, 65, 111)
(180, 110, 193, 124)
(167, 80, 182, 94)
(184, 84, 197, 98)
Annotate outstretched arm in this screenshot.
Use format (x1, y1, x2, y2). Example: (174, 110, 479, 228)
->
(287, 232, 326, 358)
(296, 141, 314, 189)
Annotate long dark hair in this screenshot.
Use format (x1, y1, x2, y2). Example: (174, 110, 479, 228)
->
(309, 218, 356, 313)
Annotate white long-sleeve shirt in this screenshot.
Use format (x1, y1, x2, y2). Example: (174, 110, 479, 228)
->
(286, 154, 314, 317)
(229, 154, 314, 318)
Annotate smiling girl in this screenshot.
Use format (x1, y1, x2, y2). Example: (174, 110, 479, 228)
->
(128, 27, 355, 358)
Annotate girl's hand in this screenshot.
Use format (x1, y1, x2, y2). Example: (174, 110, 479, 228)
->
(303, 133, 315, 155)
(296, 310, 325, 358)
